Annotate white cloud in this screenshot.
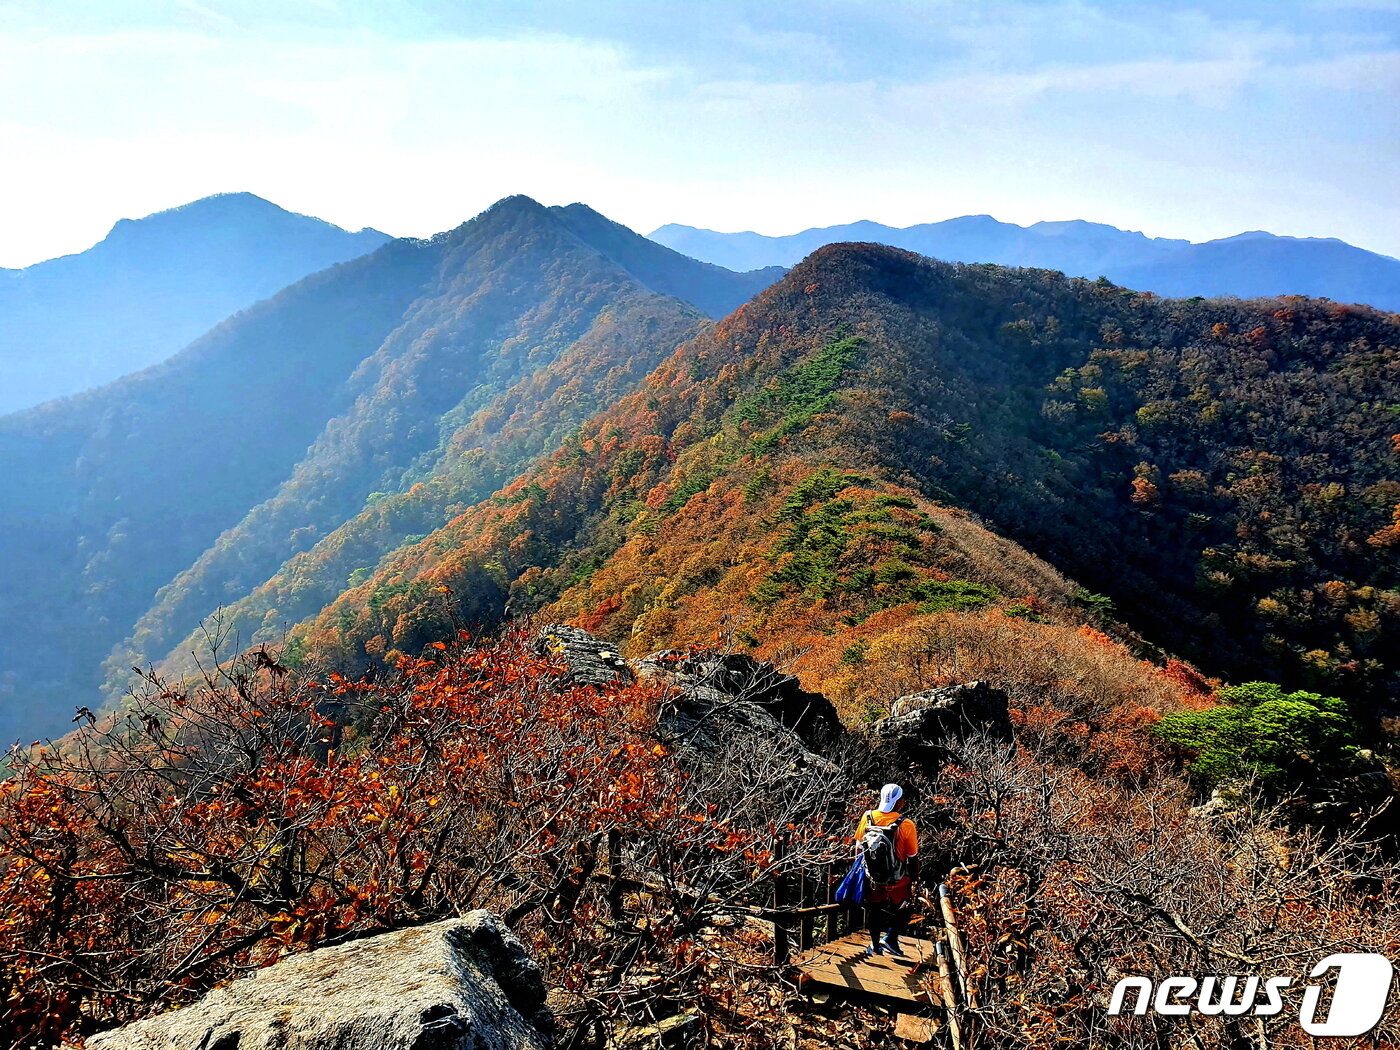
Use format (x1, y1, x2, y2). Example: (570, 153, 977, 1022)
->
(884, 56, 1262, 110)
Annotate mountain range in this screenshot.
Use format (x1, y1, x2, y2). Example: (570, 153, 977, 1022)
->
(288, 237, 1400, 728)
(0, 193, 391, 414)
(0, 197, 780, 746)
(6, 174, 1400, 1050)
(650, 215, 1400, 313)
(2, 195, 1398, 755)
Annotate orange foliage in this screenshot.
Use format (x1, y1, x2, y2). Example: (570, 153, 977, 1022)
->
(1367, 503, 1400, 548)
(0, 633, 760, 1044)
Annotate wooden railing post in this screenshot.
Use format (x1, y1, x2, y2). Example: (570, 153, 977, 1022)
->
(824, 859, 839, 943)
(939, 882, 973, 1009)
(799, 868, 814, 951)
(936, 937, 964, 1050)
(772, 836, 791, 967)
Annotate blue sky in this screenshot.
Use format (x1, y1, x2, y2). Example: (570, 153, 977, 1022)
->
(1, 0, 1397, 267)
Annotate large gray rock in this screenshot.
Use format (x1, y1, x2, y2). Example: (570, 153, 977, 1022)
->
(870, 681, 1012, 768)
(527, 629, 847, 806)
(88, 912, 553, 1050)
(637, 650, 840, 788)
(636, 650, 843, 751)
(535, 624, 632, 688)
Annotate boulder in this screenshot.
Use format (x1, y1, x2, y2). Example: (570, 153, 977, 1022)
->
(636, 650, 843, 750)
(1191, 783, 1248, 821)
(535, 624, 632, 688)
(870, 681, 1012, 768)
(87, 911, 553, 1050)
(653, 678, 839, 784)
(525, 629, 846, 800)
(636, 650, 841, 788)
(886, 681, 1011, 729)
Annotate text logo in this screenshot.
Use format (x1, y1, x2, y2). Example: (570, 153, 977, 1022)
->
(1107, 954, 1394, 1036)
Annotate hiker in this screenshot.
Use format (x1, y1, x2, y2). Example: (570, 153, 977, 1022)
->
(855, 782, 920, 957)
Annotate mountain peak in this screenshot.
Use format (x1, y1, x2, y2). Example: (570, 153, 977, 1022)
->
(173, 191, 280, 212)
(480, 194, 550, 219)
(791, 239, 923, 280)
(1, 195, 394, 414)
(1216, 230, 1277, 243)
(100, 192, 387, 247)
(436, 195, 554, 243)
(109, 192, 282, 232)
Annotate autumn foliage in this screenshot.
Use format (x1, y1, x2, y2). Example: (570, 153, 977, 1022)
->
(5, 243, 1400, 1049)
(0, 633, 841, 1048)
(188, 245, 1399, 742)
(920, 738, 1400, 1048)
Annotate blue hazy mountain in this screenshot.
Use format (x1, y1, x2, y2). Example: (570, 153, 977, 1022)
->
(650, 217, 1400, 313)
(0, 195, 782, 747)
(0, 193, 392, 414)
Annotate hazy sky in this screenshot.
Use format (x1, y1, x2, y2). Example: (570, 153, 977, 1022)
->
(1, 0, 1397, 268)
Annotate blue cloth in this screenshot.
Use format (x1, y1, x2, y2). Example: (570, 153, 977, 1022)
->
(835, 854, 868, 906)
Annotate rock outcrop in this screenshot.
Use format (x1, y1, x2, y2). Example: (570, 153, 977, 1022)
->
(636, 649, 843, 790)
(87, 911, 553, 1050)
(535, 624, 633, 688)
(870, 681, 1012, 769)
(636, 650, 843, 750)
(1194, 763, 1397, 827)
(527, 625, 847, 806)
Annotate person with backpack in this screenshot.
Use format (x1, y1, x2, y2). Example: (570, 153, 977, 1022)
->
(854, 783, 920, 958)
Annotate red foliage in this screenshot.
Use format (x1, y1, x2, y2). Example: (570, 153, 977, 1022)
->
(0, 633, 747, 1045)
(1157, 659, 1217, 709)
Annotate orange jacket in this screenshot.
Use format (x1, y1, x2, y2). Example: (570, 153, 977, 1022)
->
(855, 809, 918, 860)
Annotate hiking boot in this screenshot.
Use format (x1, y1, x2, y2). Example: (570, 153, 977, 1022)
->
(863, 942, 885, 958)
(882, 935, 907, 957)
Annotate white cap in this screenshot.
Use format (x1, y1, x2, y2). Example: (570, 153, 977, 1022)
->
(877, 783, 904, 813)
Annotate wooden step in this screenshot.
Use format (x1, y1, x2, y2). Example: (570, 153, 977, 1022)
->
(792, 932, 947, 1005)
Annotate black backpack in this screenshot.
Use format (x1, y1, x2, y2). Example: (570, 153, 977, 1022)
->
(859, 811, 907, 886)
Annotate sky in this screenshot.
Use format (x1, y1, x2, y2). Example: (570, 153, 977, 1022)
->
(1, 0, 1397, 268)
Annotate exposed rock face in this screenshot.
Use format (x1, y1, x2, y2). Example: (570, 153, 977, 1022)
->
(535, 624, 633, 688)
(87, 912, 553, 1050)
(636, 650, 843, 751)
(1196, 766, 1396, 827)
(1191, 783, 1247, 821)
(886, 681, 1011, 729)
(527, 626, 847, 805)
(636, 649, 843, 787)
(870, 681, 1012, 768)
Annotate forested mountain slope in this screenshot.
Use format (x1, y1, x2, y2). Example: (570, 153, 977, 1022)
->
(652, 216, 1400, 312)
(104, 198, 777, 698)
(15, 238, 1399, 1050)
(0, 193, 391, 413)
(274, 244, 1400, 722)
(0, 197, 779, 745)
(0, 236, 438, 746)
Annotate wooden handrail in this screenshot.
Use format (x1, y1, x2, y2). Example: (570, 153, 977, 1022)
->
(935, 938, 964, 1050)
(939, 883, 973, 1009)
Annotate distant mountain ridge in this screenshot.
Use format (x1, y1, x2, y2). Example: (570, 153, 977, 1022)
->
(0, 195, 782, 746)
(0, 193, 392, 413)
(650, 215, 1400, 312)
